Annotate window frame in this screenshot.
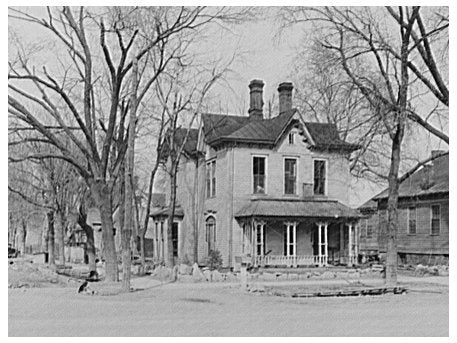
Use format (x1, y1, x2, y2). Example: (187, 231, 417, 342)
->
(288, 132, 295, 145)
(255, 222, 265, 256)
(313, 158, 328, 196)
(205, 216, 216, 243)
(364, 218, 374, 239)
(407, 207, 417, 235)
(206, 159, 216, 198)
(252, 155, 268, 194)
(430, 204, 441, 236)
(284, 156, 298, 195)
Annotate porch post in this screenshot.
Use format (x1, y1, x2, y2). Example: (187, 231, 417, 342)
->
(317, 222, 322, 266)
(163, 221, 168, 263)
(339, 223, 344, 263)
(286, 223, 290, 257)
(348, 223, 353, 266)
(253, 220, 257, 266)
(260, 223, 264, 256)
(323, 222, 328, 266)
(293, 222, 297, 260)
(158, 222, 162, 261)
(153, 222, 158, 261)
(354, 223, 359, 265)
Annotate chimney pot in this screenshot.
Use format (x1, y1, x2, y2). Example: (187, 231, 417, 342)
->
(278, 82, 293, 114)
(248, 79, 264, 120)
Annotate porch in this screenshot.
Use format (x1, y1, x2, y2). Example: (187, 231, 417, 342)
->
(243, 220, 359, 267)
(235, 199, 361, 268)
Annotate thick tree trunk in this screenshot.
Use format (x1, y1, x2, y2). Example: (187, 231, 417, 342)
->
(85, 225, 97, 273)
(91, 181, 118, 282)
(166, 163, 178, 268)
(78, 212, 97, 273)
(47, 211, 56, 266)
(19, 219, 27, 255)
(56, 210, 66, 266)
(139, 233, 145, 271)
(385, 18, 412, 285)
(41, 222, 48, 256)
(385, 135, 402, 285)
(121, 57, 138, 292)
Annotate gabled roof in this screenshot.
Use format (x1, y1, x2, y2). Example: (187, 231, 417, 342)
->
(304, 122, 360, 151)
(162, 128, 200, 158)
(201, 110, 359, 151)
(201, 113, 250, 144)
(358, 198, 377, 210)
(374, 152, 449, 200)
(235, 198, 360, 219)
(225, 110, 295, 143)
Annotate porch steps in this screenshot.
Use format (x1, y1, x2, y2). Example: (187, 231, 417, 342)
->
(287, 286, 407, 298)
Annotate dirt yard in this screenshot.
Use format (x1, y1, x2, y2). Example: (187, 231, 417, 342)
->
(8, 273, 448, 336)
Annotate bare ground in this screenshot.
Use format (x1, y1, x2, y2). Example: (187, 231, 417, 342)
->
(8, 273, 448, 337)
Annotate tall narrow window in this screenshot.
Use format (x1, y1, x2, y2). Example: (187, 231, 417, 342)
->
(255, 223, 265, 256)
(253, 156, 266, 194)
(431, 205, 441, 235)
(206, 216, 216, 252)
(366, 220, 373, 239)
(408, 207, 417, 235)
(313, 160, 326, 195)
(206, 160, 216, 198)
(283, 223, 296, 256)
(284, 158, 297, 194)
(242, 224, 251, 254)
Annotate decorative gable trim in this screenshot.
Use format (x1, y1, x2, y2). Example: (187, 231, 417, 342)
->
(273, 110, 315, 147)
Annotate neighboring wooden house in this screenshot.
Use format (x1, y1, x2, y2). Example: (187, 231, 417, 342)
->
(358, 199, 379, 258)
(151, 80, 361, 268)
(359, 152, 449, 265)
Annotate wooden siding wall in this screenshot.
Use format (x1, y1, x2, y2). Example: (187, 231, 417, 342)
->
(376, 198, 449, 255)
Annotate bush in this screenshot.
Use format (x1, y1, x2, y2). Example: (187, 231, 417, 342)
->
(206, 250, 223, 271)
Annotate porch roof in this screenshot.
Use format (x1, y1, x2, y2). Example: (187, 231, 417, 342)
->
(235, 198, 360, 219)
(149, 205, 184, 218)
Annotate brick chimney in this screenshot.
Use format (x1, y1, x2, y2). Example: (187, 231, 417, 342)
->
(248, 79, 264, 120)
(278, 82, 293, 114)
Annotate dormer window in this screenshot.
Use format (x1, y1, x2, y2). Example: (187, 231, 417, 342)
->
(288, 132, 295, 145)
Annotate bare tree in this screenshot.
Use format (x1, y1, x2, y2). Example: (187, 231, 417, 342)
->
(8, 6, 252, 281)
(279, 6, 448, 284)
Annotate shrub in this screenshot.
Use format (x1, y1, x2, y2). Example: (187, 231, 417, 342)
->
(206, 249, 223, 270)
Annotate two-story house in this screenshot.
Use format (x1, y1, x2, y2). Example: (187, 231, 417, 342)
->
(150, 80, 361, 268)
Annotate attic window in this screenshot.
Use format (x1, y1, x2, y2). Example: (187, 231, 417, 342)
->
(288, 132, 295, 145)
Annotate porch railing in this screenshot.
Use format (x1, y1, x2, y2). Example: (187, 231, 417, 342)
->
(253, 255, 359, 267)
(254, 255, 328, 267)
